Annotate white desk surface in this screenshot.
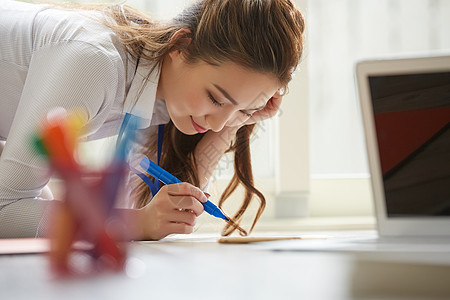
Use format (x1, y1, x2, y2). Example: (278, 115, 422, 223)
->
(1, 230, 450, 300)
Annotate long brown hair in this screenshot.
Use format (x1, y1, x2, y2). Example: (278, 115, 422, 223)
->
(53, 0, 305, 235)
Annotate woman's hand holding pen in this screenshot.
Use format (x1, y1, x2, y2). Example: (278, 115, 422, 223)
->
(138, 182, 207, 240)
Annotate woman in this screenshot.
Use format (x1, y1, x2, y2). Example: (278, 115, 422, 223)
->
(0, 0, 305, 239)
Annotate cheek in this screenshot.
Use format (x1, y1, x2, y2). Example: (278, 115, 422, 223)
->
(184, 91, 210, 115)
(189, 96, 206, 111)
(168, 88, 202, 115)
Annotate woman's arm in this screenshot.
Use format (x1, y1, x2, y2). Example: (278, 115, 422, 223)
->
(194, 126, 240, 190)
(193, 92, 283, 189)
(0, 41, 122, 238)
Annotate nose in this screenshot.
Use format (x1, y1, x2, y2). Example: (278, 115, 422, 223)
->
(207, 110, 235, 132)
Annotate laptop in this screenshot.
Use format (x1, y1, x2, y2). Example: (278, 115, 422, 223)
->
(356, 54, 450, 238)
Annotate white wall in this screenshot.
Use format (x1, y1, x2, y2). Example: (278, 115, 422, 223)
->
(309, 0, 450, 176)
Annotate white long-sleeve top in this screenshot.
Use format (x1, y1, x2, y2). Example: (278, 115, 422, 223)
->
(0, 0, 169, 238)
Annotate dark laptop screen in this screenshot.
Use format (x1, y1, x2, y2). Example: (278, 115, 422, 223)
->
(369, 72, 450, 217)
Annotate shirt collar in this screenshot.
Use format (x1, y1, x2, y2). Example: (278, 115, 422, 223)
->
(123, 61, 165, 128)
(151, 99, 171, 126)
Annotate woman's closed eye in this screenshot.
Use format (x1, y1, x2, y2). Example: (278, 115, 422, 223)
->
(207, 92, 223, 107)
(208, 91, 252, 117)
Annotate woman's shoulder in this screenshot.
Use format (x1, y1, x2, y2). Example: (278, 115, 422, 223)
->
(32, 7, 124, 61)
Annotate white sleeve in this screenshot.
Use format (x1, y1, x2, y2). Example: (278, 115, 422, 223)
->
(0, 41, 122, 238)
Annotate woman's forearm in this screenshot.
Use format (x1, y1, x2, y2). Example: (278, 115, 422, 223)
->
(0, 197, 52, 238)
(194, 126, 239, 190)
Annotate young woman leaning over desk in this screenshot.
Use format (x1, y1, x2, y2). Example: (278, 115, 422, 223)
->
(0, 0, 305, 240)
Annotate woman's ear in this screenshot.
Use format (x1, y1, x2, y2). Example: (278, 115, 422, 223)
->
(168, 28, 192, 59)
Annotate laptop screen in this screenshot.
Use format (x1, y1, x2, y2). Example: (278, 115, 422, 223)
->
(368, 72, 450, 217)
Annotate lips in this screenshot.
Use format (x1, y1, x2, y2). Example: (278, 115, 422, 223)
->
(191, 117, 208, 133)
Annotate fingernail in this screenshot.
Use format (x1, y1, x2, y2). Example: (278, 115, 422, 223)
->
(204, 192, 211, 199)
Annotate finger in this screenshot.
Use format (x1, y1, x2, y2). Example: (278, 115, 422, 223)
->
(269, 93, 283, 110)
(249, 105, 276, 122)
(169, 210, 197, 226)
(186, 200, 204, 217)
(165, 182, 208, 203)
(249, 94, 283, 123)
(261, 95, 282, 116)
(166, 222, 195, 235)
(169, 195, 204, 216)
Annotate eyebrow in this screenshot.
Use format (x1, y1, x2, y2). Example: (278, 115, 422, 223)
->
(213, 84, 266, 112)
(213, 84, 238, 105)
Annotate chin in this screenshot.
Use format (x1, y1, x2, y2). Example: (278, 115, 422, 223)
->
(179, 126, 205, 136)
(182, 130, 199, 136)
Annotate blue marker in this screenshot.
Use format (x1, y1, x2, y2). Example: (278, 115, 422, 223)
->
(139, 157, 229, 221)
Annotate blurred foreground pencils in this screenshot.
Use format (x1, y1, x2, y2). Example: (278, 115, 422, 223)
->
(33, 109, 138, 276)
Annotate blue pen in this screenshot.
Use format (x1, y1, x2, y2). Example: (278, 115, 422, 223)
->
(139, 157, 229, 221)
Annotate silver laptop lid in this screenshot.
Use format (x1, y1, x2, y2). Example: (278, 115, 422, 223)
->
(356, 54, 450, 237)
